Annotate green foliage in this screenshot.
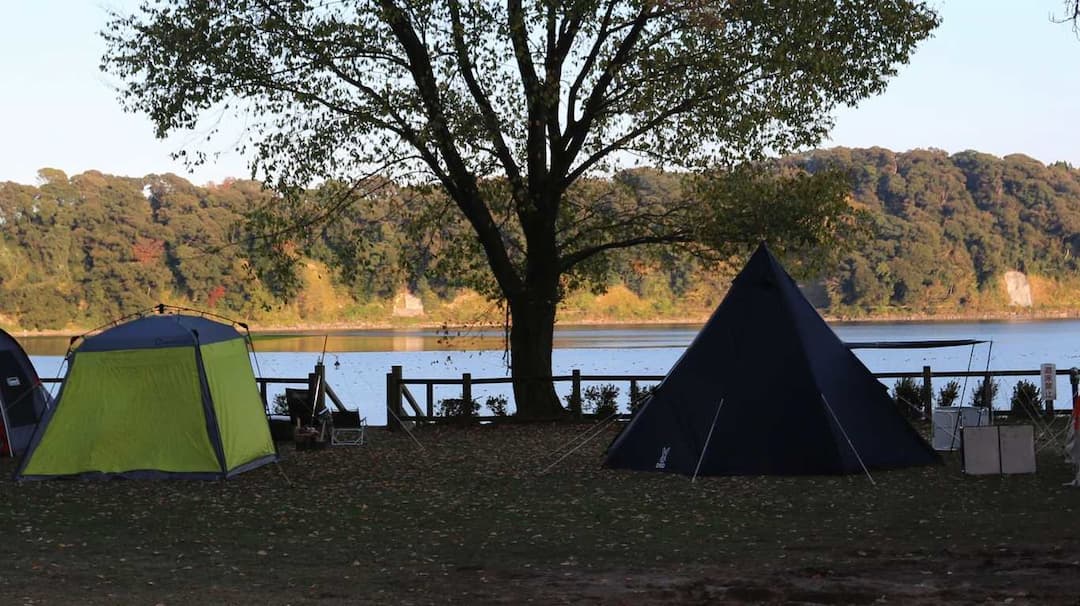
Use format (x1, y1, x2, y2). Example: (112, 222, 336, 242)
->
(798, 149, 1080, 315)
(9, 144, 1080, 329)
(271, 393, 289, 416)
(438, 397, 480, 422)
(629, 383, 659, 415)
(484, 395, 509, 417)
(102, 0, 939, 417)
(690, 166, 871, 276)
(583, 384, 621, 418)
(936, 380, 961, 407)
(1009, 380, 1042, 419)
(891, 377, 928, 420)
(971, 377, 1000, 409)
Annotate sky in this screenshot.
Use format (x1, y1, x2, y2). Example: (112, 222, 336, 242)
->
(1, 0, 1079, 187)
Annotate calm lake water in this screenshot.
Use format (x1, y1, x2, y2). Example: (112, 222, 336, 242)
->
(21, 319, 1080, 425)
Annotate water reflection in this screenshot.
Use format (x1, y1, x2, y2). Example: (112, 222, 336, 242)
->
(14, 318, 1080, 359)
(15, 324, 705, 356)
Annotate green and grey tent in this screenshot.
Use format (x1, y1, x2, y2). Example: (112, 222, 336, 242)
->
(16, 313, 277, 480)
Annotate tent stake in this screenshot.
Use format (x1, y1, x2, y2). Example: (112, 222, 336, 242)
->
(274, 461, 293, 486)
(820, 394, 876, 486)
(692, 398, 725, 483)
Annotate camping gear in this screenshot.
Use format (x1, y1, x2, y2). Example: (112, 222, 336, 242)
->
(932, 406, 990, 451)
(330, 410, 367, 446)
(604, 243, 939, 476)
(962, 425, 1036, 475)
(16, 312, 278, 480)
(0, 329, 51, 457)
(1068, 369, 1080, 486)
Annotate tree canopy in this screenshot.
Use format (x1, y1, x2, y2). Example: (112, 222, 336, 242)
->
(102, 0, 940, 417)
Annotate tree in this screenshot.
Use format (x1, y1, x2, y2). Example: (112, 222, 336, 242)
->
(102, 0, 939, 418)
(1054, 1, 1080, 31)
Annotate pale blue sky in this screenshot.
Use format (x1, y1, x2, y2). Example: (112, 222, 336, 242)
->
(1, 1, 1078, 186)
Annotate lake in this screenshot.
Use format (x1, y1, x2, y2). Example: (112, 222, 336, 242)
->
(21, 319, 1080, 425)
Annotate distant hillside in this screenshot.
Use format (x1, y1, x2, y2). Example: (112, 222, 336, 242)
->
(2, 149, 1079, 331)
(789, 148, 1080, 316)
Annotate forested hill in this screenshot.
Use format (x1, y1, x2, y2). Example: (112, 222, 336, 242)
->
(791, 148, 1080, 315)
(2, 149, 1079, 331)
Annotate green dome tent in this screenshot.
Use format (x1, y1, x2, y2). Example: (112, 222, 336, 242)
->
(16, 312, 278, 480)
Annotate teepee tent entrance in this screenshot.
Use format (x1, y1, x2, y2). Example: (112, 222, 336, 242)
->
(16, 312, 277, 480)
(604, 243, 939, 476)
(0, 330, 51, 458)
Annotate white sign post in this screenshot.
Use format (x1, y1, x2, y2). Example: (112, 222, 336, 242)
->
(1041, 363, 1057, 413)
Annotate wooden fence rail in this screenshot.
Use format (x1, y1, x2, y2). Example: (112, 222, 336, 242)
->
(39, 364, 1080, 429)
(384, 364, 1080, 430)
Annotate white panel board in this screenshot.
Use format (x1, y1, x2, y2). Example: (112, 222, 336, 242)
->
(962, 426, 1001, 475)
(998, 425, 1036, 474)
(932, 409, 961, 451)
(960, 406, 990, 427)
(933, 407, 990, 451)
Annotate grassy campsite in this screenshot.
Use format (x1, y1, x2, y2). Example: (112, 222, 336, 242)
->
(1, 422, 1079, 605)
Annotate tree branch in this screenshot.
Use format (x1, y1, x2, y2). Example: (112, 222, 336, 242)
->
(447, 2, 525, 195)
(379, 0, 522, 296)
(560, 232, 695, 273)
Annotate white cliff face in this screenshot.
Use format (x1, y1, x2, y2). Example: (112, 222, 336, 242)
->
(393, 291, 425, 317)
(1003, 271, 1033, 307)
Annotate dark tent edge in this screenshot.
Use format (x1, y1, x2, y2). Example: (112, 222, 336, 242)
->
(844, 339, 988, 349)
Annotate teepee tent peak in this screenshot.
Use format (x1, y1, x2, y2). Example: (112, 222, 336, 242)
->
(604, 242, 939, 476)
(16, 312, 277, 480)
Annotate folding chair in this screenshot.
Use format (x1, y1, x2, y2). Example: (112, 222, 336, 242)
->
(286, 389, 314, 427)
(330, 410, 367, 446)
(287, 388, 329, 448)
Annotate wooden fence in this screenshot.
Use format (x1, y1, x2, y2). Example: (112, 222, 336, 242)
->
(384, 364, 1080, 430)
(38, 364, 1080, 428)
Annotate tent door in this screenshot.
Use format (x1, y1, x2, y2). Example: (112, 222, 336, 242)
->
(0, 351, 37, 428)
(0, 390, 9, 457)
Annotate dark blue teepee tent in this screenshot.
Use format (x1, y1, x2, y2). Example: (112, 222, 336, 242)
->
(604, 243, 938, 476)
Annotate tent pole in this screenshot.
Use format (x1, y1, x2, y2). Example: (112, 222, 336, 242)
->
(385, 405, 426, 450)
(538, 412, 620, 475)
(983, 341, 994, 425)
(820, 394, 876, 486)
(692, 398, 725, 483)
(545, 411, 620, 457)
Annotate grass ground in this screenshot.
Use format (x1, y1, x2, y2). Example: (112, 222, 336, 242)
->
(1, 422, 1079, 605)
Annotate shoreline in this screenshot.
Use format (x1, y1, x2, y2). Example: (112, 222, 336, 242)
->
(8, 307, 1080, 338)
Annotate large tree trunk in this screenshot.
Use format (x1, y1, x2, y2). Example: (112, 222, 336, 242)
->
(508, 287, 565, 419)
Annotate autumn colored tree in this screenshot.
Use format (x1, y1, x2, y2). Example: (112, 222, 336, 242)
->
(102, 1, 939, 417)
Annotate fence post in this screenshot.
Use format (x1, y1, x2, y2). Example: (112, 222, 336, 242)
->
(570, 369, 582, 418)
(386, 365, 403, 431)
(427, 383, 434, 418)
(259, 380, 268, 413)
(462, 373, 472, 407)
(313, 362, 327, 413)
(921, 366, 932, 420)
